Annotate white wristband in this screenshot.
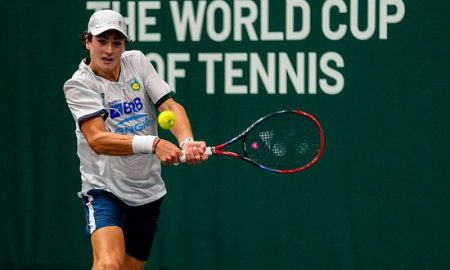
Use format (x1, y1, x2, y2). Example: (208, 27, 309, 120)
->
(132, 135, 157, 154)
(179, 137, 194, 149)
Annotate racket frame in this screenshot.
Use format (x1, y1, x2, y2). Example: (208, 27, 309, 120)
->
(208, 110, 324, 174)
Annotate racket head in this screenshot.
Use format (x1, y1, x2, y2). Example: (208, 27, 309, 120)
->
(212, 110, 324, 174)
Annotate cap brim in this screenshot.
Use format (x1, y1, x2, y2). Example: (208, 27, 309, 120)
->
(90, 25, 130, 41)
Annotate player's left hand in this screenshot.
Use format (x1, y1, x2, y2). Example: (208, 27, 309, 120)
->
(182, 141, 208, 164)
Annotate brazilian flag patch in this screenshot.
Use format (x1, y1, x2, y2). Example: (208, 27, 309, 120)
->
(127, 78, 141, 91)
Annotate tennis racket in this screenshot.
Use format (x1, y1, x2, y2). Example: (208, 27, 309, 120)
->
(181, 110, 324, 174)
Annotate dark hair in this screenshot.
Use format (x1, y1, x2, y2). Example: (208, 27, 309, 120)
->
(80, 31, 93, 50)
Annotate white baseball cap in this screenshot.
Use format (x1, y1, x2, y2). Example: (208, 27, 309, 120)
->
(88, 9, 130, 41)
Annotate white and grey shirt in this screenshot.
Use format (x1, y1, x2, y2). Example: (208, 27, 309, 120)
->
(64, 50, 174, 206)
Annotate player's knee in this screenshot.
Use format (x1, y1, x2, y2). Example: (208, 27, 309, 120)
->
(93, 257, 124, 270)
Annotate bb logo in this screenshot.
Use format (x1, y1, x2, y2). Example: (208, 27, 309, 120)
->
(109, 97, 143, 119)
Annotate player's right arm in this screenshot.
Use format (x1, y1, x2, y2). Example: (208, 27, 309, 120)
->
(80, 116, 134, 155)
(80, 116, 181, 164)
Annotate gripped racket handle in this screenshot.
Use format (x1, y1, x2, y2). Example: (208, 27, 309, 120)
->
(178, 147, 213, 163)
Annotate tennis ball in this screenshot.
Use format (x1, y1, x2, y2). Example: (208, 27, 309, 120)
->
(158, 110, 176, 129)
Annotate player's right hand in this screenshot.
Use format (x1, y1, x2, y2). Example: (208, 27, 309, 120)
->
(153, 139, 182, 166)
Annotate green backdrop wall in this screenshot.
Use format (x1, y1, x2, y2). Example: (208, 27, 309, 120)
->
(1, 1, 449, 269)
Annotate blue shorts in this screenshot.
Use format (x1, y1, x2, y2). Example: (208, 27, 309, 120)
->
(80, 189, 163, 261)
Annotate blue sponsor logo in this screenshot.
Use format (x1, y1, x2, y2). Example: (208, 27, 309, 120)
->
(114, 114, 151, 134)
(109, 97, 144, 119)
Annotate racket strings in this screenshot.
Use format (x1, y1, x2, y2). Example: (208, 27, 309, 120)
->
(245, 112, 322, 170)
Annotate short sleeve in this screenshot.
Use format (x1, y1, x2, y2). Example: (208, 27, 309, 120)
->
(63, 79, 108, 125)
(135, 51, 174, 105)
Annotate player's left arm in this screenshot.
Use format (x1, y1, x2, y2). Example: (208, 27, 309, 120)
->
(158, 98, 208, 164)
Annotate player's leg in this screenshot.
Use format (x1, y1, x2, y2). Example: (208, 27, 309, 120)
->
(80, 189, 128, 270)
(91, 226, 126, 270)
(122, 254, 146, 270)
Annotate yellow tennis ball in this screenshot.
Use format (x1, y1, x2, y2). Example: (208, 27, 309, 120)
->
(158, 110, 176, 129)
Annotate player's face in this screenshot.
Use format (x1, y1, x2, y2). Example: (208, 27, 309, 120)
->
(86, 30, 125, 80)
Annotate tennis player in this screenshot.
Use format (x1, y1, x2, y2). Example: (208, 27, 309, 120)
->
(63, 9, 208, 270)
